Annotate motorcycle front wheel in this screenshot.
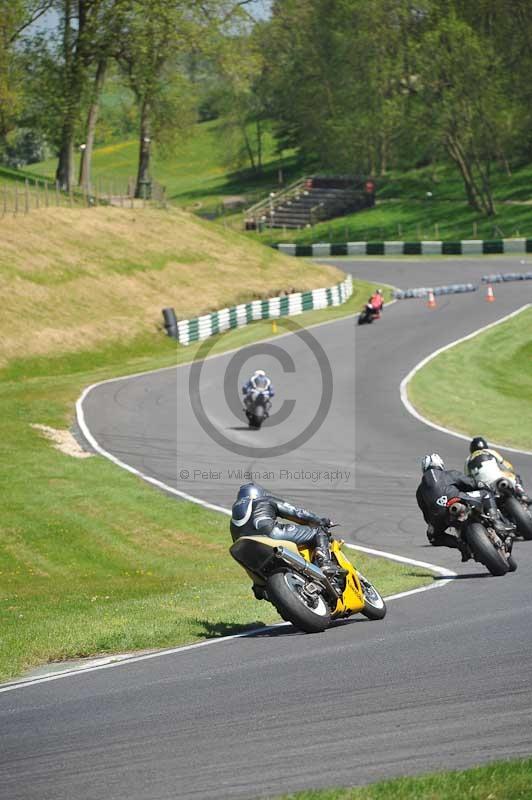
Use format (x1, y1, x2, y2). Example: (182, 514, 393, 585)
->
(464, 522, 509, 576)
(267, 570, 331, 633)
(503, 496, 532, 540)
(357, 572, 387, 620)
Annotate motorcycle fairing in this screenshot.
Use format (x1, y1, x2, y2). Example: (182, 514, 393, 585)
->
(331, 541, 365, 615)
(230, 535, 300, 584)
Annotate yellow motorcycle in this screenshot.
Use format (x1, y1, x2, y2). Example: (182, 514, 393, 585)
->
(229, 526, 386, 633)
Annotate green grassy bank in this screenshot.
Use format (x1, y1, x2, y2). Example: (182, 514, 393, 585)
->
(408, 306, 532, 451)
(0, 281, 433, 683)
(14, 121, 532, 240)
(279, 757, 532, 800)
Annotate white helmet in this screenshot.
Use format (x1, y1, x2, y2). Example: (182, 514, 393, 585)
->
(253, 369, 266, 377)
(421, 453, 445, 472)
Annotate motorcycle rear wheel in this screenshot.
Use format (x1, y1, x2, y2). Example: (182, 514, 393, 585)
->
(267, 570, 331, 633)
(357, 572, 387, 620)
(503, 496, 532, 540)
(464, 522, 509, 576)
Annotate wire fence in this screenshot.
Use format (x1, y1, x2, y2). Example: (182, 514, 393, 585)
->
(0, 177, 167, 216)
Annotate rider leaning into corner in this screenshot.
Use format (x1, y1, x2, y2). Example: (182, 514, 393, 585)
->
(415, 453, 511, 562)
(242, 369, 275, 409)
(465, 436, 531, 503)
(230, 483, 342, 596)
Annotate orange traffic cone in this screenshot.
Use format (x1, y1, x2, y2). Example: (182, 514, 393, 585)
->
(426, 289, 437, 309)
(485, 284, 495, 302)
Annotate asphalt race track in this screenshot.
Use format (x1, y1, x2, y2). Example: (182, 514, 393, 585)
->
(2, 256, 532, 799)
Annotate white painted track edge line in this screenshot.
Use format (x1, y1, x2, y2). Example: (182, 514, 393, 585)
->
(399, 304, 532, 457)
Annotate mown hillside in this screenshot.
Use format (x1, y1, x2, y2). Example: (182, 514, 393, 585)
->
(0, 205, 342, 367)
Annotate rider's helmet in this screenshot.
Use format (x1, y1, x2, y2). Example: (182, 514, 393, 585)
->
(232, 483, 267, 528)
(376, 288, 383, 296)
(421, 453, 445, 472)
(470, 436, 488, 453)
(252, 369, 269, 391)
(236, 482, 267, 502)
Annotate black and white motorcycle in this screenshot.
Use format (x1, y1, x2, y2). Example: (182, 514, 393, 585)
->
(244, 391, 271, 429)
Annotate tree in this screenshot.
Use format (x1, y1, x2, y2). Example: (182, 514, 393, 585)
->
(77, 1, 130, 190)
(262, 0, 417, 175)
(53, 0, 129, 191)
(119, 0, 253, 197)
(416, 8, 507, 215)
(0, 1, 52, 157)
(210, 25, 268, 175)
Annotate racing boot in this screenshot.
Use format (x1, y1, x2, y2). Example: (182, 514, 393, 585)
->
(313, 532, 347, 579)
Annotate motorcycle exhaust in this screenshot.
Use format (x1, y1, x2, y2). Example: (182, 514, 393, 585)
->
(496, 478, 512, 493)
(273, 546, 341, 598)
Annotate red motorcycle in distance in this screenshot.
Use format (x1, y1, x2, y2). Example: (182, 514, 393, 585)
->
(358, 291, 383, 325)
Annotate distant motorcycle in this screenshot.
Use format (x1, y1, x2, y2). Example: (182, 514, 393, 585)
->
(467, 451, 532, 540)
(230, 523, 386, 633)
(447, 491, 517, 575)
(358, 303, 381, 325)
(244, 391, 271, 429)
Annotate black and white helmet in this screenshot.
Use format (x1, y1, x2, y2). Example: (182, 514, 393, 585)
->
(421, 453, 445, 472)
(470, 436, 488, 453)
(236, 483, 266, 501)
(232, 483, 267, 528)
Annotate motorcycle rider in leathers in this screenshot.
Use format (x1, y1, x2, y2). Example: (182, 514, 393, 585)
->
(416, 453, 511, 561)
(464, 436, 530, 503)
(230, 484, 342, 593)
(242, 369, 274, 413)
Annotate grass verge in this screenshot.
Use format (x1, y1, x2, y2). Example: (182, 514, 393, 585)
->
(278, 757, 532, 799)
(0, 281, 433, 683)
(0, 205, 342, 367)
(407, 306, 532, 451)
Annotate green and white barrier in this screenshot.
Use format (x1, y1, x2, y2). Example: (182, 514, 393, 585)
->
(275, 238, 532, 257)
(176, 274, 353, 345)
